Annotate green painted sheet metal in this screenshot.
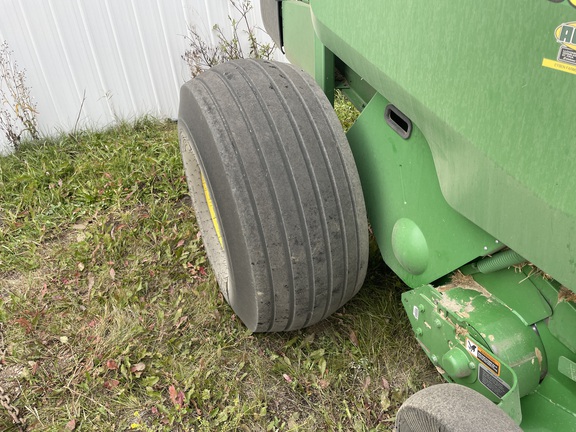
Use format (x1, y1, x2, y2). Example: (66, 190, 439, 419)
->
(520, 320, 576, 431)
(403, 270, 576, 430)
(308, 0, 576, 291)
(402, 285, 524, 424)
(473, 269, 552, 326)
(346, 92, 499, 287)
(548, 291, 576, 353)
(282, 1, 315, 76)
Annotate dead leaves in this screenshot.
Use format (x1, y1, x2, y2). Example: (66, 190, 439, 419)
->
(349, 330, 359, 347)
(103, 379, 119, 390)
(168, 385, 185, 409)
(130, 362, 146, 377)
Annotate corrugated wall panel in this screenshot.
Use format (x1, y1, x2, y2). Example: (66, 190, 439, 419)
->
(0, 0, 282, 154)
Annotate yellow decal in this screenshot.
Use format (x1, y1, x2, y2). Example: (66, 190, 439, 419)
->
(201, 173, 224, 248)
(543, 21, 576, 74)
(542, 58, 576, 75)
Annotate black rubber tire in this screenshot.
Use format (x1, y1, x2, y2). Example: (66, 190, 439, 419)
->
(395, 384, 522, 432)
(178, 59, 368, 332)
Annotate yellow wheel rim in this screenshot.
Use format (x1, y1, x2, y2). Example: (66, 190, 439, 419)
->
(201, 173, 223, 248)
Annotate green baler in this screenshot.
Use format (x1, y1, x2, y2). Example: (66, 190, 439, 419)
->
(178, 1, 576, 429)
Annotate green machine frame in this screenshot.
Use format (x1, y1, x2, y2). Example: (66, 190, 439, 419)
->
(265, 0, 576, 429)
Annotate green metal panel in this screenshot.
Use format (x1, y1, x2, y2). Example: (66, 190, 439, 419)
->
(283, 1, 335, 103)
(282, 1, 315, 76)
(473, 269, 552, 326)
(549, 293, 576, 353)
(519, 320, 576, 431)
(346, 92, 499, 287)
(308, 0, 576, 291)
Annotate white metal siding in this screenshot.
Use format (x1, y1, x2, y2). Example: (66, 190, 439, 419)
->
(0, 0, 279, 154)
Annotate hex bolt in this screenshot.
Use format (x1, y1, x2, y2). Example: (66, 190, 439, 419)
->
(468, 362, 476, 370)
(431, 355, 438, 364)
(415, 328, 423, 336)
(434, 319, 442, 328)
(418, 304, 425, 313)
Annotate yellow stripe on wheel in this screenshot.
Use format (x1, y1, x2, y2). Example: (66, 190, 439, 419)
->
(201, 173, 223, 249)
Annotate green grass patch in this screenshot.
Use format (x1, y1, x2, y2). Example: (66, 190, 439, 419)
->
(0, 118, 439, 431)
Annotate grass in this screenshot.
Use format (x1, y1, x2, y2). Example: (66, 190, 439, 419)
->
(0, 113, 440, 431)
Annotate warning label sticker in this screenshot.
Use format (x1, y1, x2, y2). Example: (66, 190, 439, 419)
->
(479, 364, 510, 398)
(465, 338, 501, 376)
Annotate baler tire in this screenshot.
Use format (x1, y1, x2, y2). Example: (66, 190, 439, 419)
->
(178, 59, 368, 332)
(395, 384, 522, 432)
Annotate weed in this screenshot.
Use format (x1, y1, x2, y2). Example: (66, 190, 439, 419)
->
(182, 0, 276, 78)
(0, 41, 39, 151)
(335, 90, 360, 132)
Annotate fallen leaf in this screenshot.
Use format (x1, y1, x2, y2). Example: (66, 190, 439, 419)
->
(282, 374, 292, 383)
(169, 385, 185, 409)
(65, 418, 76, 431)
(106, 359, 118, 370)
(109, 268, 116, 280)
(27, 361, 39, 376)
(175, 315, 188, 329)
(15, 317, 33, 334)
(362, 376, 371, 392)
(104, 379, 119, 389)
(381, 377, 390, 390)
(131, 362, 145, 372)
(349, 330, 359, 347)
(130, 362, 146, 377)
(87, 274, 95, 295)
(380, 392, 391, 411)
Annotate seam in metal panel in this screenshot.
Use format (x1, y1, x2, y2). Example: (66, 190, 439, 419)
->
(47, 0, 82, 102)
(77, 0, 114, 118)
(130, 0, 161, 115)
(16, 1, 62, 125)
(202, 0, 217, 47)
(155, 0, 183, 98)
(104, 0, 137, 114)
